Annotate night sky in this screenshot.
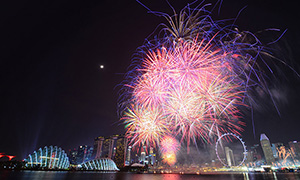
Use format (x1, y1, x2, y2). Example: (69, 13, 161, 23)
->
(1, 0, 299, 160)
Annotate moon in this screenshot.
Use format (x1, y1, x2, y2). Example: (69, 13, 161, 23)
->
(100, 65, 104, 69)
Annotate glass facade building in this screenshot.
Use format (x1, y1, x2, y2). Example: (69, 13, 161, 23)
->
(260, 134, 275, 165)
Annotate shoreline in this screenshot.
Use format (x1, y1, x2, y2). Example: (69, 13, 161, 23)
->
(1, 169, 300, 175)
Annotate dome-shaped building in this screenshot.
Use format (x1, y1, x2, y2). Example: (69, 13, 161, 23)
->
(25, 146, 70, 169)
(80, 158, 119, 171)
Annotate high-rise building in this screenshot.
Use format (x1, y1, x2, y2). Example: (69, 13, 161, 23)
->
(271, 144, 278, 159)
(246, 144, 263, 166)
(92, 134, 128, 169)
(225, 147, 235, 166)
(102, 137, 111, 158)
(139, 146, 147, 164)
(245, 150, 253, 164)
(149, 147, 156, 165)
(68, 148, 78, 165)
(134, 153, 140, 163)
(76, 145, 93, 164)
(140, 151, 146, 164)
(272, 142, 284, 160)
(252, 144, 262, 162)
(260, 133, 275, 165)
(113, 135, 128, 169)
(84, 146, 93, 162)
(289, 141, 300, 159)
(125, 146, 132, 166)
(92, 136, 104, 159)
(76, 145, 85, 164)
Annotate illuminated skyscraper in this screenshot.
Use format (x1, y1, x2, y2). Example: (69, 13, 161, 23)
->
(271, 144, 278, 159)
(76, 145, 93, 164)
(109, 136, 118, 158)
(140, 151, 146, 164)
(225, 147, 235, 167)
(125, 146, 132, 166)
(84, 146, 93, 162)
(289, 141, 300, 159)
(103, 138, 111, 158)
(272, 142, 284, 160)
(68, 148, 78, 165)
(260, 133, 275, 165)
(149, 147, 156, 165)
(92, 134, 128, 169)
(113, 135, 128, 168)
(245, 144, 262, 166)
(140, 146, 146, 164)
(77, 146, 85, 164)
(92, 136, 104, 159)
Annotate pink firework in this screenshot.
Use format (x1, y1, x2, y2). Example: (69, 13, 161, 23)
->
(120, 2, 282, 155)
(125, 38, 245, 147)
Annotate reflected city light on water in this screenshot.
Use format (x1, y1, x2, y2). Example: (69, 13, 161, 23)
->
(162, 174, 181, 180)
(273, 172, 278, 180)
(21, 171, 68, 180)
(243, 172, 249, 180)
(2, 171, 300, 180)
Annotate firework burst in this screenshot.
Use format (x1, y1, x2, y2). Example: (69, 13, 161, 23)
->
(122, 104, 169, 147)
(119, 2, 284, 161)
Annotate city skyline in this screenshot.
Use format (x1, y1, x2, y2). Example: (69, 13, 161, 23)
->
(1, 0, 300, 160)
(19, 132, 300, 168)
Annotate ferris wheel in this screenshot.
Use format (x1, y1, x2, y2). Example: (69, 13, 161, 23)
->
(215, 133, 247, 167)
